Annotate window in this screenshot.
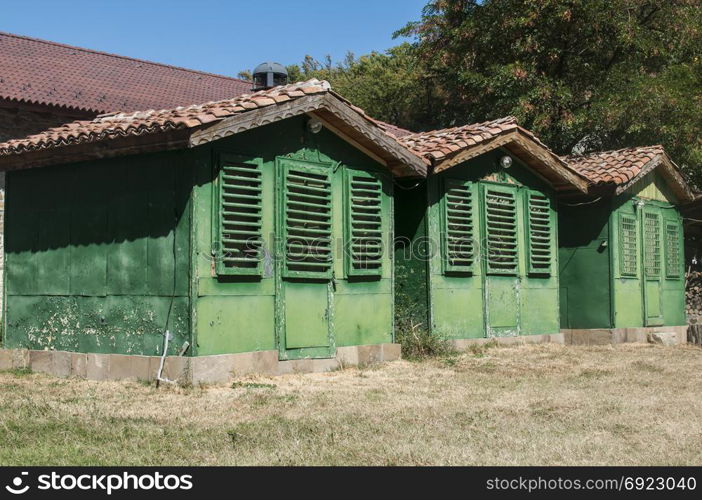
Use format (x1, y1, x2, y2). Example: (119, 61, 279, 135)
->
(215, 155, 263, 276)
(282, 161, 333, 279)
(665, 220, 681, 279)
(484, 185, 518, 275)
(345, 169, 384, 277)
(619, 214, 638, 277)
(441, 178, 475, 274)
(526, 191, 552, 275)
(643, 212, 661, 277)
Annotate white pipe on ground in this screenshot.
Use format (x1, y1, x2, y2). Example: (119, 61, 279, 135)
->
(156, 330, 176, 386)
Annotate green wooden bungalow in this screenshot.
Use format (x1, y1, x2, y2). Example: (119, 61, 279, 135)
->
(559, 146, 694, 344)
(394, 117, 589, 346)
(0, 79, 427, 382)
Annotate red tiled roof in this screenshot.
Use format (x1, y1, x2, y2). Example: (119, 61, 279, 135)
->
(565, 146, 666, 186)
(0, 80, 336, 155)
(0, 31, 252, 113)
(375, 120, 413, 138)
(398, 116, 566, 165)
(397, 116, 589, 192)
(399, 116, 521, 160)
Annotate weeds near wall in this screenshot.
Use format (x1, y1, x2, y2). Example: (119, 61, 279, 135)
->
(395, 321, 455, 360)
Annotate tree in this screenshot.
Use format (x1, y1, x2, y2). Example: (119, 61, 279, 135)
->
(282, 45, 433, 131)
(397, 0, 702, 186)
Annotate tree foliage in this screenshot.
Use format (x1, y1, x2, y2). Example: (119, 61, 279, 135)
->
(398, 0, 702, 186)
(274, 0, 702, 186)
(283, 45, 435, 131)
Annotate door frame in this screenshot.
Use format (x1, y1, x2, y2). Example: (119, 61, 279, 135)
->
(274, 156, 336, 361)
(641, 205, 664, 326)
(479, 181, 521, 337)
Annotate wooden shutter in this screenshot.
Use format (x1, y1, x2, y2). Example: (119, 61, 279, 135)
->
(216, 155, 263, 276)
(643, 212, 661, 277)
(526, 191, 552, 275)
(346, 169, 384, 277)
(665, 220, 681, 279)
(484, 185, 518, 275)
(619, 214, 638, 277)
(441, 178, 475, 274)
(283, 161, 333, 279)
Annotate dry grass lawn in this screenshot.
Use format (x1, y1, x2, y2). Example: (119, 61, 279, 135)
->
(1, 343, 701, 466)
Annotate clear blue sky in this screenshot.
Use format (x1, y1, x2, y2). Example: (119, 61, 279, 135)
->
(0, 0, 427, 78)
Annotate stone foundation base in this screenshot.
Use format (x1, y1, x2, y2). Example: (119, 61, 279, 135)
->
(561, 325, 688, 346)
(450, 333, 564, 350)
(0, 343, 401, 384)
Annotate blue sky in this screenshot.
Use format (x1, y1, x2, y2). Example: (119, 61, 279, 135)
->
(0, 0, 427, 78)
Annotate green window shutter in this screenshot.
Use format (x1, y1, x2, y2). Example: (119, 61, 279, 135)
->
(484, 185, 518, 275)
(644, 212, 661, 277)
(665, 221, 681, 279)
(283, 162, 333, 279)
(526, 191, 553, 276)
(441, 178, 475, 274)
(345, 169, 384, 277)
(216, 154, 263, 276)
(619, 214, 638, 277)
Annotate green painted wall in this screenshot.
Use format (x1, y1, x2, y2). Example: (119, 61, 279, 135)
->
(610, 195, 685, 328)
(192, 116, 394, 357)
(423, 148, 560, 339)
(3, 151, 192, 355)
(2, 116, 395, 359)
(559, 171, 686, 329)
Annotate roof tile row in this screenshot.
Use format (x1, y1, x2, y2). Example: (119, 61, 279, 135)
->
(565, 146, 666, 187)
(0, 80, 335, 155)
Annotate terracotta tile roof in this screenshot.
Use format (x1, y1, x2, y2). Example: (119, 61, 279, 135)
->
(0, 80, 338, 156)
(374, 120, 414, 138)
(399, 116, 523, 160)
(398, 116, 568, 166)
(565, 145, 666, 187)
(396, 116, 589, 192)
(0, 31, 252, 113)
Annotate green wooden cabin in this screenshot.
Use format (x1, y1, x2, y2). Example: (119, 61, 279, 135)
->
(395, 120, 588, 344)
(559, 147, 694, 343)
(0, 81, 427, 380)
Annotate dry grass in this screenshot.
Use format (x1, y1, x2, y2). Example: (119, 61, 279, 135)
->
(1, 343, 701, 465)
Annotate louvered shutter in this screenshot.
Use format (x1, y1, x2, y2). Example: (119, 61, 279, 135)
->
(441, 178, 475, 274)
(619, 214, 638, 277)
(345, 169, 384, 277)
(484, 185, 518, 275)
(283, 161, 333, 279)
(644, 212, 661, 278)
(216, 155, 263, 276)
(665, 220, 681, 279)
(525, 191, 553, 275)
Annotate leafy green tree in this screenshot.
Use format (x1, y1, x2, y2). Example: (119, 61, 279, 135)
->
(397, 0, 702, 185)
(282, 44, 433, 131)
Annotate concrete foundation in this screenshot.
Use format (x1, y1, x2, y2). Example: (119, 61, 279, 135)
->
(0, 342, 401, 384)
(561, 325, 688, 345)
(450, 333, 564, 350)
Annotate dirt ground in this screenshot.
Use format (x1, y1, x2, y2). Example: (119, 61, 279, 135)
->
(1, 343, 700, 465)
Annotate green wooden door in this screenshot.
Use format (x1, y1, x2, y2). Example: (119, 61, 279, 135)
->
(278, 158, 335, 360)
(482, 184, 520, 336)
(642, 209, 664, 326)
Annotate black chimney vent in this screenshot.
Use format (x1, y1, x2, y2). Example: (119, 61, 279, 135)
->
(252, 62, 288, 91)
